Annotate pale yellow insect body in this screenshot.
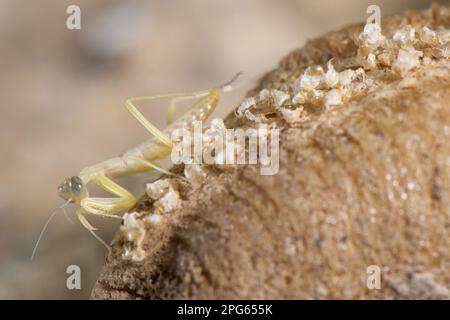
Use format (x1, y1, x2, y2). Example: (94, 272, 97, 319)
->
(47, 74, 240, 253)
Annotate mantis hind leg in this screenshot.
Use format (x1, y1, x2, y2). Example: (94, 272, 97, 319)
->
(167, 94, 208, 125)
(127, 155, 189, 183)
(125, 90, 210, 147)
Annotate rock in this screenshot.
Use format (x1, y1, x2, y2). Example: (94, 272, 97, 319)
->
(91, 4, 450, 299)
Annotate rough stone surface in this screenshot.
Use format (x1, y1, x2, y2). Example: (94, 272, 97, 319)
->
(91, 4, 450, 299)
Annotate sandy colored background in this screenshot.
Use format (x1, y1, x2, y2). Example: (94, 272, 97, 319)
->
(0, 0, 437, 299)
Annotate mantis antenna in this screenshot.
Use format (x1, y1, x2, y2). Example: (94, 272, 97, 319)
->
(31, 199, 71, 260)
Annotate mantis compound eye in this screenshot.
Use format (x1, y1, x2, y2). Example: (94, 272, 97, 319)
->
(70, 176, 83, 195)
(58, 178, 72, 200)
(58, 176, 84, 202)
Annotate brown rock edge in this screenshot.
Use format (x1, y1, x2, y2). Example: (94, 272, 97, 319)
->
(91, 4, 450, 299)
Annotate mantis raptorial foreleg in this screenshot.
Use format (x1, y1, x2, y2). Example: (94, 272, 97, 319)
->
(77, 209, 112, 253)
(81, 174, 136, 216)
(77, 174, 136, 252)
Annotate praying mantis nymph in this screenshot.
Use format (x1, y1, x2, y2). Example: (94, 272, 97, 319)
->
(31, 73, 242, 259)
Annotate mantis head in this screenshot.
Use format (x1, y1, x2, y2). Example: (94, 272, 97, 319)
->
(58, 176, 87, 203)
(32, 176, 86, 260)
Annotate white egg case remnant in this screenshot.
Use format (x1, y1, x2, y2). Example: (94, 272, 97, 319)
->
(120, 210, 166, 262)
(146, 178, 182, 214)
(236, 23, 450, 124)
(184, 163, 208, 186)
(172, 117, 249, 172)
(120, 179, 183, 262)
(122, 153, 210, 262)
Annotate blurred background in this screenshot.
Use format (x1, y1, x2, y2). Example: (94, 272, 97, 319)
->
(0, 0, 438, 299)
